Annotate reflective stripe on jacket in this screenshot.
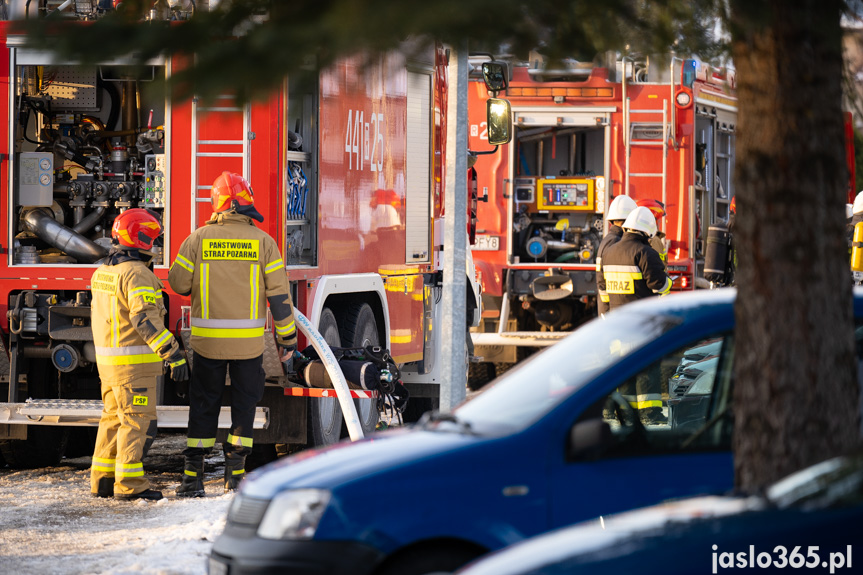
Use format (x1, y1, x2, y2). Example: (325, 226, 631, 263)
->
(167, 211, 297, 360)
(600, 232, 672, 310)
(91, 258, 181, 382)
(596, 224, 624, 314)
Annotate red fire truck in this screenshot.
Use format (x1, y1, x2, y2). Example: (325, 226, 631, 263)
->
(467, 54, 738, 384)
(0, 18, 488, 467)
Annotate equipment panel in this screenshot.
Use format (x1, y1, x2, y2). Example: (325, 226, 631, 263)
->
(536, 178, 594, 211)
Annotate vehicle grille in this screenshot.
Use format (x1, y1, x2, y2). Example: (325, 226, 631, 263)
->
(227, 495, 270, 526)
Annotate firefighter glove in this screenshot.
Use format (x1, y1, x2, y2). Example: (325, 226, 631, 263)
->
(170, 358, 190, 382)
(279, 344, 297, 374)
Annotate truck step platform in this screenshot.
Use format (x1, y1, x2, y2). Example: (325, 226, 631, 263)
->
(0, 399, 269, 429)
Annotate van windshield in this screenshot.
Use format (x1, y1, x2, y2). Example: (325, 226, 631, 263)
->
(454, 311, 682, 434)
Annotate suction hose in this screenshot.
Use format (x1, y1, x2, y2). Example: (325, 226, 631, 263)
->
(22, 208, 107, 263)
(294, 308, 364, 441)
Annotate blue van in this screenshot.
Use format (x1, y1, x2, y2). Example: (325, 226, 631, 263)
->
(209, 288, 858, 575)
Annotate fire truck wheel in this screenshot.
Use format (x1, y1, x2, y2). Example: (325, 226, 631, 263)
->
(467, 362, 496, 391)
(307, 307, 344, 447)
(0, 426, 70, 469)
(339, 302, 381, 437)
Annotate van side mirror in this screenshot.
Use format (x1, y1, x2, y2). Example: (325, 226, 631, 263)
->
(486, 97, 512, 146)
(482, 61, 508, 94)
(567, 418, 612, 460)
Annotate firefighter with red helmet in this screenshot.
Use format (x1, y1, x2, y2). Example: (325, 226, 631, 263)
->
(90, 208, 189, 501)
(169, 171, 297, 496)
(636, 199, 668, 269)
(596, 195, 637, 314)
(601, 206, 672, 424)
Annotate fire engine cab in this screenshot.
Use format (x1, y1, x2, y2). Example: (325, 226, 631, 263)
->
(0, 7, 494, 467)
(467, 53, 738, 385)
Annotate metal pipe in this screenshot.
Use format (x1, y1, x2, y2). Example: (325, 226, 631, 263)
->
(72, 206, 106, 235)
(22, 208, 107, 263)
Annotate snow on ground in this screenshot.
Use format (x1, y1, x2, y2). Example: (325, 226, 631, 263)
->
(0, 432, 234, 575)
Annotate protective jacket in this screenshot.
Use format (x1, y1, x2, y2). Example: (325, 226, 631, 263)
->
(90, 248, 184, 497)
(91, 249, 185, 380)
(600, 232, 672, 310)
(649, 231, 668, 268)
(168, 211, 297, 360)
(595, 224, 623, 314)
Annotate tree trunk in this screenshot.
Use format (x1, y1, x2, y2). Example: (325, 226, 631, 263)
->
(729, 0, 860, 490)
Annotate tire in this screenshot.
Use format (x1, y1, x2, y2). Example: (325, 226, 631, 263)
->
(401, 397, 439, 424)
(307, 307, 344, 447)
(0, 426, 70, 469)
(245, 443, 279, 471)
(467, 362, 496, 391)
(376, 544, 485, 575)
(339, 302, 380, 437)
(64, 427, 98, 458)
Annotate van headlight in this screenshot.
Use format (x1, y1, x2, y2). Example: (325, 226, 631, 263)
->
(257, 489, 331, 540)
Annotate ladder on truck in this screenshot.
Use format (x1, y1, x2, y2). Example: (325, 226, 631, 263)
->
(623, 98, 670, 232)
(191, 94, 251, 229)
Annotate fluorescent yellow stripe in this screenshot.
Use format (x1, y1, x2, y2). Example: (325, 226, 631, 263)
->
(275, 320, 295, 335)
(91, 457, 116, 472)
(130, 286, 155, 297)
(227, 434, 253, 447)
(187, 437, 216, 448)
(96, 353, 162, 365)
(169, 359, 186, 368)
(191, 326, 265, 339)
(184, 469, 199, 477)
(630, 399, 663, 409)
(116, 462, 144, 478)
(231, 468, 245, 475)
(148, 329, 172, 351)
(250, 264, 259, 320)
(111, 297, 119, 347)
(264, 259, 283, 274)
(174, 254, 194, 273)
(201, 263, 209, 319)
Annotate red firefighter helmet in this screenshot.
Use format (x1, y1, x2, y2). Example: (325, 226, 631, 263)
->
(636, 198, 666, 223)
(211, 171, 255, 212)
(111, 208, 162, 250)
(210, 171, 264, 222)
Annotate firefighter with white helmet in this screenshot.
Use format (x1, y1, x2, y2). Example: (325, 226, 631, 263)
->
(600, 205, 672, 310)
(601, 205, 672, 424)
(169, 171, 297, 496)
(596, 195, 637, 314)
(90, 208, 189, 501)
(637, 198, 668, 269)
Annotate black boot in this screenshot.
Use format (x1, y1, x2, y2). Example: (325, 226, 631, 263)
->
(91, 476, 114, 498)
(224, 450, 246, 493)
(115, 488, 163, 501)
(177, 455, 206, 498)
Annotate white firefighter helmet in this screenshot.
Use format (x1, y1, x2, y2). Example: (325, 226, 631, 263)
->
(622, 206, 658, 238)
(607, 195, 637, 222)
(853, 191, 863, 215)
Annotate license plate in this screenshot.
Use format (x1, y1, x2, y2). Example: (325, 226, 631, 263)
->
(208, 557, 229, 575)
(473, 234, 499, 251)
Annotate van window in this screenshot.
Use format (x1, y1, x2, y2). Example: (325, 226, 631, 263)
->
(577, 333, 735, 457)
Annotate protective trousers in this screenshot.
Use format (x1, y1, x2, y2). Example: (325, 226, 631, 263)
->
(91, 374, 158, 496)
(184, 352, 264, 466)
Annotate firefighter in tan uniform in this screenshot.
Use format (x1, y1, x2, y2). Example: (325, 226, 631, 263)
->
(169, 171, 297, 496)
(90, 209, 189, 501)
